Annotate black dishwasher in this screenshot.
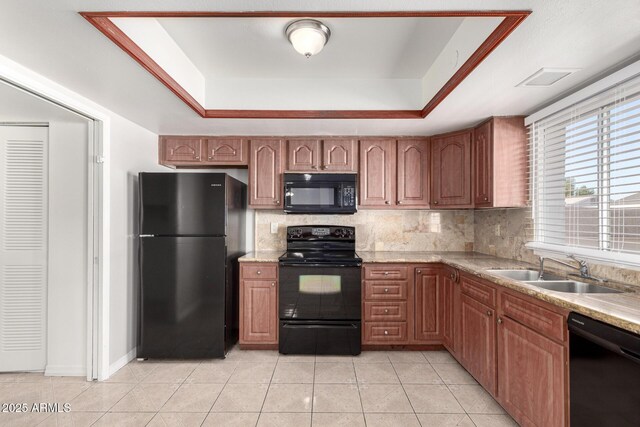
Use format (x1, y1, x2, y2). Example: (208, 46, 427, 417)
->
(568, 313, 640, 426)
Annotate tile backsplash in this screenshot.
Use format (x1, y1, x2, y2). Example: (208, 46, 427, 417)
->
(474, 208, 640, 287)
(255, 210, 475, 252)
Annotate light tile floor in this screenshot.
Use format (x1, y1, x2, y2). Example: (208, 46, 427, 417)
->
(0, 349, 519, 426)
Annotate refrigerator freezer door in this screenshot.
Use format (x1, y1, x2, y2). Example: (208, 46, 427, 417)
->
(140, 173, 227, 236)
(138, 236, 227, 358)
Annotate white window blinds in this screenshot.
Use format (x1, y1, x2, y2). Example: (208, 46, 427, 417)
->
(529, 73, 640, 267)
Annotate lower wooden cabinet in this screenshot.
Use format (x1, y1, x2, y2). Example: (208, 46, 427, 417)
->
(414, 267, 443, 342)
(459, 293, 497, 395)
(498, 316, 567, 427)
(442, 267, 459, 353)
(239, 263, 278, 346)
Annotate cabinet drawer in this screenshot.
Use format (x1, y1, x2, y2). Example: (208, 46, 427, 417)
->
(364, 322, 408, 343)
(364, 301, 407, 322)
(364, 280, 407, 300)
(241, 264, 278, 280)
(461, 276, 496, 308)
(364, 265, 408, 280)
(501, 292, 566, 342)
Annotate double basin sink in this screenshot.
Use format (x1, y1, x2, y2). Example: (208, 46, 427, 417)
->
(486, 269, 622, 294)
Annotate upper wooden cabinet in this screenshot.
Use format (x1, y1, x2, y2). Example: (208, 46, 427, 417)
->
(322, 138, 358, 171)
(360, 138, 430, 209)
(287, 138, 358, 171)
(473, 117, 527, 208)
(159, 136, 249, 167)
(287, 138, 321, 171)
(249, 139, 284, 209)
(431, 130, 473, 208)
(204, 138, 248, 165)
(397, 139, 430, 208)
(359, 139, 397, 207)
(159, 137, 203, 166)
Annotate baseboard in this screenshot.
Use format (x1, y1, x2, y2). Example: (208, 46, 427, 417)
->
(44, 365, 86, 377)
(108, 347, 137, 378)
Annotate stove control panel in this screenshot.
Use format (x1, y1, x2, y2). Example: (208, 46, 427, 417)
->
(286, 226, 356, 241)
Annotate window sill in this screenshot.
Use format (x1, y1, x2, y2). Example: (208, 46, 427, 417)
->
(526, 242, 640, 271)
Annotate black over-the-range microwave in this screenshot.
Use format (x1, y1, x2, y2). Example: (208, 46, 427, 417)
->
(283, 173, 357, 214)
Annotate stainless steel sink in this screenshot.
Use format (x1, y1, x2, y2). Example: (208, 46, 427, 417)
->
(486, 269, 563, 281)
(523, 280, 622, 294)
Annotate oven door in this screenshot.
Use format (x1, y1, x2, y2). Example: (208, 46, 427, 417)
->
(279, 264, 361, 321)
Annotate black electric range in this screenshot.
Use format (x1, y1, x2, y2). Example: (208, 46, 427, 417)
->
(278, 225, 362, 355)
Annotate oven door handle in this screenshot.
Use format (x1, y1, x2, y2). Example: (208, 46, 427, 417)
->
(279, 263, 362, 268)
(282, 323, 358, 329)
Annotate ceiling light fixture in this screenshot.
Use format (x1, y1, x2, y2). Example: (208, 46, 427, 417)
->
(285, 19, 331, 58)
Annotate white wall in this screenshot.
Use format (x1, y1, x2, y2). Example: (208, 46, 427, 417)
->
(46, 120, 90, 376)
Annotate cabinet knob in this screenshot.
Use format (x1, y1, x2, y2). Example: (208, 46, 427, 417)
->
(417, 270, 421, 274)
(484, 197, 488, 201)
(322, 165, 328, 170)
(208, 156, 213, 160)
(487, 310, 492, 317)
(497, 317, 503, 324)
(385, 201, 390, 205)
(195, 156, 200, 160)
(257, 270, 261, 275)
(384, 309, 389, 314)
(312, 165, 317, 169)
(450, 273, 455, 280)
(274, 200, 280, 204)
(397, 201, 402, 205)
(384, 288, 389, 293)
(384, 272, 389, 276)
(271, 282, 275, 287)
(384, 330, 389, 335)
(434, 201, 439, 205)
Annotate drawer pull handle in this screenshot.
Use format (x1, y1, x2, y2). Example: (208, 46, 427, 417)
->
(271, 282, 275, 287)
(384, 272, 389, 275)
(417, 269, 421, 274)
(384, 309, 389, 314)
(384, 330, 389, 335)
(257, 270, 261, 275)
(384, 288, 389, 293)
(487, 310, 492, 317)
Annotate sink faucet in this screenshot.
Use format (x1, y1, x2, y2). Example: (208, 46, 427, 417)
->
(538, 255, 607, 282)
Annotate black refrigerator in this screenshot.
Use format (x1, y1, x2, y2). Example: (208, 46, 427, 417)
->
(138, 173, 246, 359)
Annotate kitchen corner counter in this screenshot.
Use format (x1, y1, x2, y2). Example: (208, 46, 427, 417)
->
(238, 251, 283, 262)
(360, 250, 640, 335)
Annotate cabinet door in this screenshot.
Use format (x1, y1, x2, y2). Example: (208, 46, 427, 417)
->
(204, 138, 248, 165)
(431, 132, 472, 208)
(240, 279, 278, 344)
(162, 137, 203, 163)
(397, 139, 430, 207)
(359, 139, 396, 207)
(414, 268, 443, 342)
(442, 270, 455, 350)
(288, 139, 320, 171)
(473, 121, 493, 206)
(498, 317, 566, 427)
(322, 138, 357, 171)
(460, 294, 496, 395)
(249, 139, 284, 208)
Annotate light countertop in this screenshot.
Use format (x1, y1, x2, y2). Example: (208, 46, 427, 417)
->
(238, 250, 640, 334)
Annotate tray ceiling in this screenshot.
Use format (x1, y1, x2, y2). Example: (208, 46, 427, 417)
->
(81, 11, 529, 119)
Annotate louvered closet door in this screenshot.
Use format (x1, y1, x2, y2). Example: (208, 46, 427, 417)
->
(0, 126, 48, 372)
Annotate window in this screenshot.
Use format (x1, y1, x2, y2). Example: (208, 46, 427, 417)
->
(528, 74, 640, 267)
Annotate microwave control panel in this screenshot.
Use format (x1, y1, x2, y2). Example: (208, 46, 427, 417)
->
(342, 186, 356, 207)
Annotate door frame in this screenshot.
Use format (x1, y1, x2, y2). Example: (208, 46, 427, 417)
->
(0, 55, 110, 380)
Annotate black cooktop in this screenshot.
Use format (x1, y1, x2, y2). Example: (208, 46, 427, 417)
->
(279, 250, 362, 266)
(279, 225, 361, 266)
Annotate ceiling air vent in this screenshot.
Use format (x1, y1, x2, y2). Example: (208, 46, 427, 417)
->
(517, 68, 579, 87)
